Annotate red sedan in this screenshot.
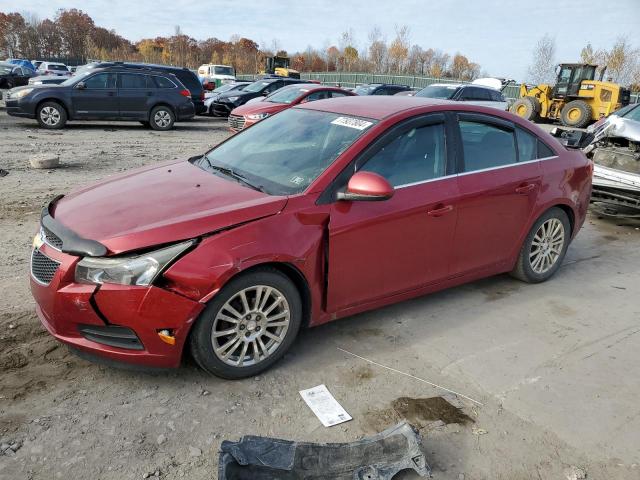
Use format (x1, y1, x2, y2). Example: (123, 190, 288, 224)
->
(30, 96, 592, 378)
(227, 83, 355, 132)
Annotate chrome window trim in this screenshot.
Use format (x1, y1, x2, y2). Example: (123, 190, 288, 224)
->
(394, 155, 559, 190)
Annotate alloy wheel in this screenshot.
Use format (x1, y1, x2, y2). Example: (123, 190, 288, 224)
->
(40, 106, 60, 126)
(211, 285, 290, 367)
(529, 218, 565, 274)
(154, 110, 171, 128)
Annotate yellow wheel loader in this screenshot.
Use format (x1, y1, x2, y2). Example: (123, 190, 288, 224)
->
(260, 55, 300, 79)
(511, 63, 631, 128)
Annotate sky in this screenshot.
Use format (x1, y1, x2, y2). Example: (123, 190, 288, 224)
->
(2, 0, 639, 81)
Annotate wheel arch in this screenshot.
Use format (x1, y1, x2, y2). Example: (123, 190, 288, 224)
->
(149, 102, 176, 119)
(36, 97, 70, 118)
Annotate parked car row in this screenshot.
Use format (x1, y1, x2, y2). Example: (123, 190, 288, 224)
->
(4, 57, 512, 131)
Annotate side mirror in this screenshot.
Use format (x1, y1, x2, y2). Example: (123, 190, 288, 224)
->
(336, 171, 394, 202)
(74, 81, 86, 90)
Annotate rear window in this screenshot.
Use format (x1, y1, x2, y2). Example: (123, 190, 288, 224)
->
(214, 66, 234, 76)
(173, 71, 201, 92)
(47, 64, 68, 71)
(153, 75, 176, 89)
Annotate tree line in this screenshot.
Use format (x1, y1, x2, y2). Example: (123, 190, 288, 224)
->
(0, 9, 481, 80)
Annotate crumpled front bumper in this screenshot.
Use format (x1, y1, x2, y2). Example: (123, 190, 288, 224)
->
(30, 241, 204, 368)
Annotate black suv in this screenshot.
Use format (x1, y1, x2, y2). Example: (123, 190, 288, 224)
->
(5, 66, 195, 130)
(211, 77, 307, 116)
(75, 62, 206, 114)
(354, 83, 412, 96)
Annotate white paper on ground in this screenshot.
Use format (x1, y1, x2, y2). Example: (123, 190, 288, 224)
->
(299, 384, 352, 427)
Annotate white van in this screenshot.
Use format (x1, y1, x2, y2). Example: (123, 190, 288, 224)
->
(197, 64, 236, 89)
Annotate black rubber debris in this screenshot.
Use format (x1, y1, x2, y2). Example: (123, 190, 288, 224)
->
(218, 421, 430, 480)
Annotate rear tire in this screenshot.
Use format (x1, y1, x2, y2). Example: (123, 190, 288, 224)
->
(510, 97, 539, 121)
(560, 100, 592, 128)
(510, 207, 571, 283)
(149, 106, 175, 130)
(189, 268, 302, 379)
(36, 101, 67, 129)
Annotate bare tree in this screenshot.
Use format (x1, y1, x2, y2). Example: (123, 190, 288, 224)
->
(387, 24, 410, 73)
(527, 34, 556, 84)
(367, 26, 387, 73)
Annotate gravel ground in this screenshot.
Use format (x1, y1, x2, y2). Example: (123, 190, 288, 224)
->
(1, 101, 639, 480)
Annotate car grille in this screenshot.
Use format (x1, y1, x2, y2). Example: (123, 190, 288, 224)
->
(31, 249, 60, 285)
(42, 226, 63, 250)
(228, 115, 245, 131)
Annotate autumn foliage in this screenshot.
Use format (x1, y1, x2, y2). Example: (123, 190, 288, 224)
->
(1, 10, 481, 79)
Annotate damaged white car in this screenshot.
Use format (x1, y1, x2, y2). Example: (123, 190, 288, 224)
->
(554, 103, 640, 218)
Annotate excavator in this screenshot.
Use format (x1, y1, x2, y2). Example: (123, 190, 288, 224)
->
(511, 63, 630, 128)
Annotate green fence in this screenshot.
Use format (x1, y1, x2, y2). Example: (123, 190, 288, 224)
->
(237, 71, 639, 103)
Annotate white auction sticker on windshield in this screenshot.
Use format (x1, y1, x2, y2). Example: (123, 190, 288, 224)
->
(331, 116, 373, 130)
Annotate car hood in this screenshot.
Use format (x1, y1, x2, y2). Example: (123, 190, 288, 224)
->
(218, 90, 260, 102)
(231, 102, 288, 116)
(50, 160, 287, 254)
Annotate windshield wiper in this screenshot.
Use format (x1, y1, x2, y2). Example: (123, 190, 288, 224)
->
(200, 156, 266, 193)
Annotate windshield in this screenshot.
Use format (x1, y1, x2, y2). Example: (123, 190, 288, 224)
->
(266, 87, 308, 104)
(244, 81, 271, 93)
(197, 109, 376, 195)
(213, 83, 239, 93)
(59, 70, 90, 86)
(354, 85, 377, 95)
(214, 66, 234, 76)
(415, 85, 459, 99)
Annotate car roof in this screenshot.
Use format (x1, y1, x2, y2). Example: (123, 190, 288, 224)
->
(428, 83, 463, 88)
(296, 95, 457, 120)
(277, 83, 348, 91)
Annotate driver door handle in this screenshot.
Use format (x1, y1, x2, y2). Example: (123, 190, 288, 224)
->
(515, 183, 537, 194)
(427, 205, 454, 217)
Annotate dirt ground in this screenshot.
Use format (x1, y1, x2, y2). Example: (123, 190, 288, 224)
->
(1, 101, 639, 480)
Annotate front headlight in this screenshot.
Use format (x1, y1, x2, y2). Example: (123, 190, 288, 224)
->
(75, 240, 194, 286)
(12, 88, 34, 99)
(247, 113, 269, 120)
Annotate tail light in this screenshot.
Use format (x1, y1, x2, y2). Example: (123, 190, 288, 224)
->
(179, 89, 191, 98)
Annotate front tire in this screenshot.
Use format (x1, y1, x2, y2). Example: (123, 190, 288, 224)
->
(36, 101, 67, 129)
(560, 100, 592, 128)
(511, 97, 539, 121)
(149, 106, 175, 130)
(189, 268, 302, 379)
(511, 207, 571, 283)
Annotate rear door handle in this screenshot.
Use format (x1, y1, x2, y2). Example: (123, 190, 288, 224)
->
(427, 205, 454, 217)
(515, 183, 537, 194)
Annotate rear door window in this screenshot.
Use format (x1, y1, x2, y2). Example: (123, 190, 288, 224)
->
(119, 73, 148, 89)
(459, 120, 517, 172)
(516, 128, 538, 162)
